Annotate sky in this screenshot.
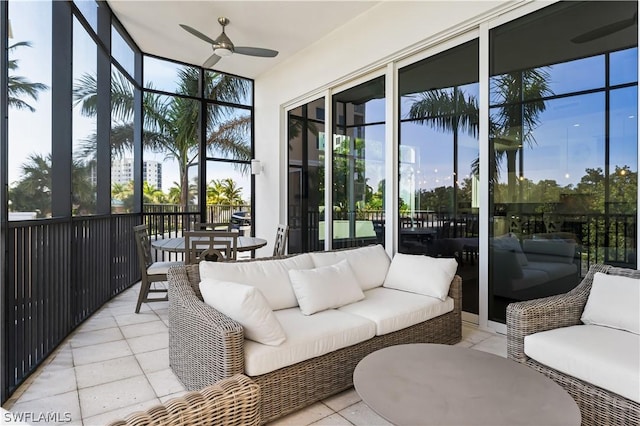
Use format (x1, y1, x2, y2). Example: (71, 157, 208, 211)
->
(8, 1, 252, 202)
(7, 1, 638, 206)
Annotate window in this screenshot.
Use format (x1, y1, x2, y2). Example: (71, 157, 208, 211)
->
(488, 1, 638, 322)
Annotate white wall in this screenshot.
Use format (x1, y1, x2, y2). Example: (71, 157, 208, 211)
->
(253, 0, 512, 255)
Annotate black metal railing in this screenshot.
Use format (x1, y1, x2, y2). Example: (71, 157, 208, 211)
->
(3, 214, 140, 402)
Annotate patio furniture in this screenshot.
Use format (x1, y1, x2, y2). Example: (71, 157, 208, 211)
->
(107, 374, 261, 426)
(353, 343, 580, 425)
(507, 264, 640, 426)
(272, 224, 289, 256)
(184, 230, 238, 264)
(167, 245, 462, 423)
(194, 222, 232, 231)
(151, 235, 267, 254)
(133, 224, 182, 313)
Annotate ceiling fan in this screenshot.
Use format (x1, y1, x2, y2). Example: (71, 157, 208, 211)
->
(180, 17, 279, 68)
(571, 12, 637, 44)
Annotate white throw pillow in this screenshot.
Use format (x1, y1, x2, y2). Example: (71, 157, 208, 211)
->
(310, 245, 391, 290)
(383, 253, 457, 301)
(581, 272, 640, 335)
(199, 279, 287, 346)
(288, 259, 365, 315)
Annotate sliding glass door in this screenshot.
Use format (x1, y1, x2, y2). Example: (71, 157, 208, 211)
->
(398, 40, 480, 315)
(488, 1, 638, 322)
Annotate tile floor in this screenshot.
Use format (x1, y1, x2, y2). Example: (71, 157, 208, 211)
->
(2, 283, 506, 426)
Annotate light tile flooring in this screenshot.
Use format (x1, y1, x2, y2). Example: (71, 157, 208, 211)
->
(3, 283, 506, 426)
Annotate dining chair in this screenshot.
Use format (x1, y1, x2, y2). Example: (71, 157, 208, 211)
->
(184, 230, 238, 264)
(133, 224, 183, 313)
(193, 222, 232, 231)
(273, 224, 289, 257)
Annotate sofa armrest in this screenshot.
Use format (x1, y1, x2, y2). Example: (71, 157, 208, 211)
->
(506, 263, 611, 363)
(448, 275, 462, 315)
(168, 265, 245, 390)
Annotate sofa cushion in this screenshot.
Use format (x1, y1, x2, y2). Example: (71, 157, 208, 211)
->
(243, 308, 376, 376)
(338, 287, 454, 335)
(523, 239, 576, 264)
(383, 253, 457, 301)
(509, 268, 549, 291)
(524, 324, 640, 403)
(492, 233, 528, 266)
(581, 272, 640, 334)
(524, 261, 578, 281)
(310, 244, 391, 290)
(199, 253, 314, 310)
(199, 279, 286, 346)
(288, 259, 365, 315)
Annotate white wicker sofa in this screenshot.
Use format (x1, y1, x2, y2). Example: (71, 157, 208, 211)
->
(168, 245, 462, 423)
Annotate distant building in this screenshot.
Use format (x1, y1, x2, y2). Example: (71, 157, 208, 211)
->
(111, 158, 163, 190)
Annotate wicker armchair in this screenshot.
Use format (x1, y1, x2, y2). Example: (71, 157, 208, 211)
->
(107, 374, 260, 426)
(507, 263, 640, 426)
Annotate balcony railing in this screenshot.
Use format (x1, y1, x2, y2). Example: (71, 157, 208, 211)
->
(2, 205, 634, 403)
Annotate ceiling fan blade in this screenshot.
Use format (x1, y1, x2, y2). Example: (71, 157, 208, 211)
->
(572, 14, 636, 43)
(180, 24, 217, 45)
(234, 46, 279, 58)
(203, 54, 221, 68)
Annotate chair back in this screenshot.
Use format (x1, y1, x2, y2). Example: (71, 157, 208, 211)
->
(133, 224, 154, 271)
(185, 230, 238, 264)
(273, 224, 289, 257)
(194, 222, 232, 231)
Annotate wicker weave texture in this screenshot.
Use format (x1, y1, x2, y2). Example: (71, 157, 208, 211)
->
(507, 263, 640, 426)
(169, 263, 462, 424)
(107, 374, 261, 426)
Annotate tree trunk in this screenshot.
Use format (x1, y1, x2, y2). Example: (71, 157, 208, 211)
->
(507, 149, 517, 203)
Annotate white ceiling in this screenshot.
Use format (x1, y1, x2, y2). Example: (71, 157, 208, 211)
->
(107, 1, 379, 79)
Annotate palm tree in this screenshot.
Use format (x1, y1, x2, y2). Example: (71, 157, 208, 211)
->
(8, 41, 49, 111)
(142, 182, 166, 204)
(408, 69, 552, 204)
(219, 178, 244, 205)
(9, 153, 96, 217)
(73, 68, 252, 208)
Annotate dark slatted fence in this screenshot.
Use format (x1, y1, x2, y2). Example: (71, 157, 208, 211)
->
(3, 214, 141, 402)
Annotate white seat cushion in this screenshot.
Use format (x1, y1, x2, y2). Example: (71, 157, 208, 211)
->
(338, 287, 454, 335)
(243, 308, 376, 376)
(199, 253, 314, 310)
(310, 245, 391, 290)
(147, 261, 182, 275)
(525, 324, 640, 403)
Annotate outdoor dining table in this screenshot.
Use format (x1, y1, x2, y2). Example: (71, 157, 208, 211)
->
(151, 235, 268, 258)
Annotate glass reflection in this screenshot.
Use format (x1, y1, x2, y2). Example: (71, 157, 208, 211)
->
(288, 98, 326, 253)
(489, 0, 638, 323)
(398, 40, 479, 314)
(332, 76, 386, 249)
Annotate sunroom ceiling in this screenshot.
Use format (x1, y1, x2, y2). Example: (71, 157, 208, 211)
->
(106, 1, 379, 79)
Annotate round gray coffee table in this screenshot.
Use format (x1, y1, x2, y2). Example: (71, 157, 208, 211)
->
(353, 344, 580, 426)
